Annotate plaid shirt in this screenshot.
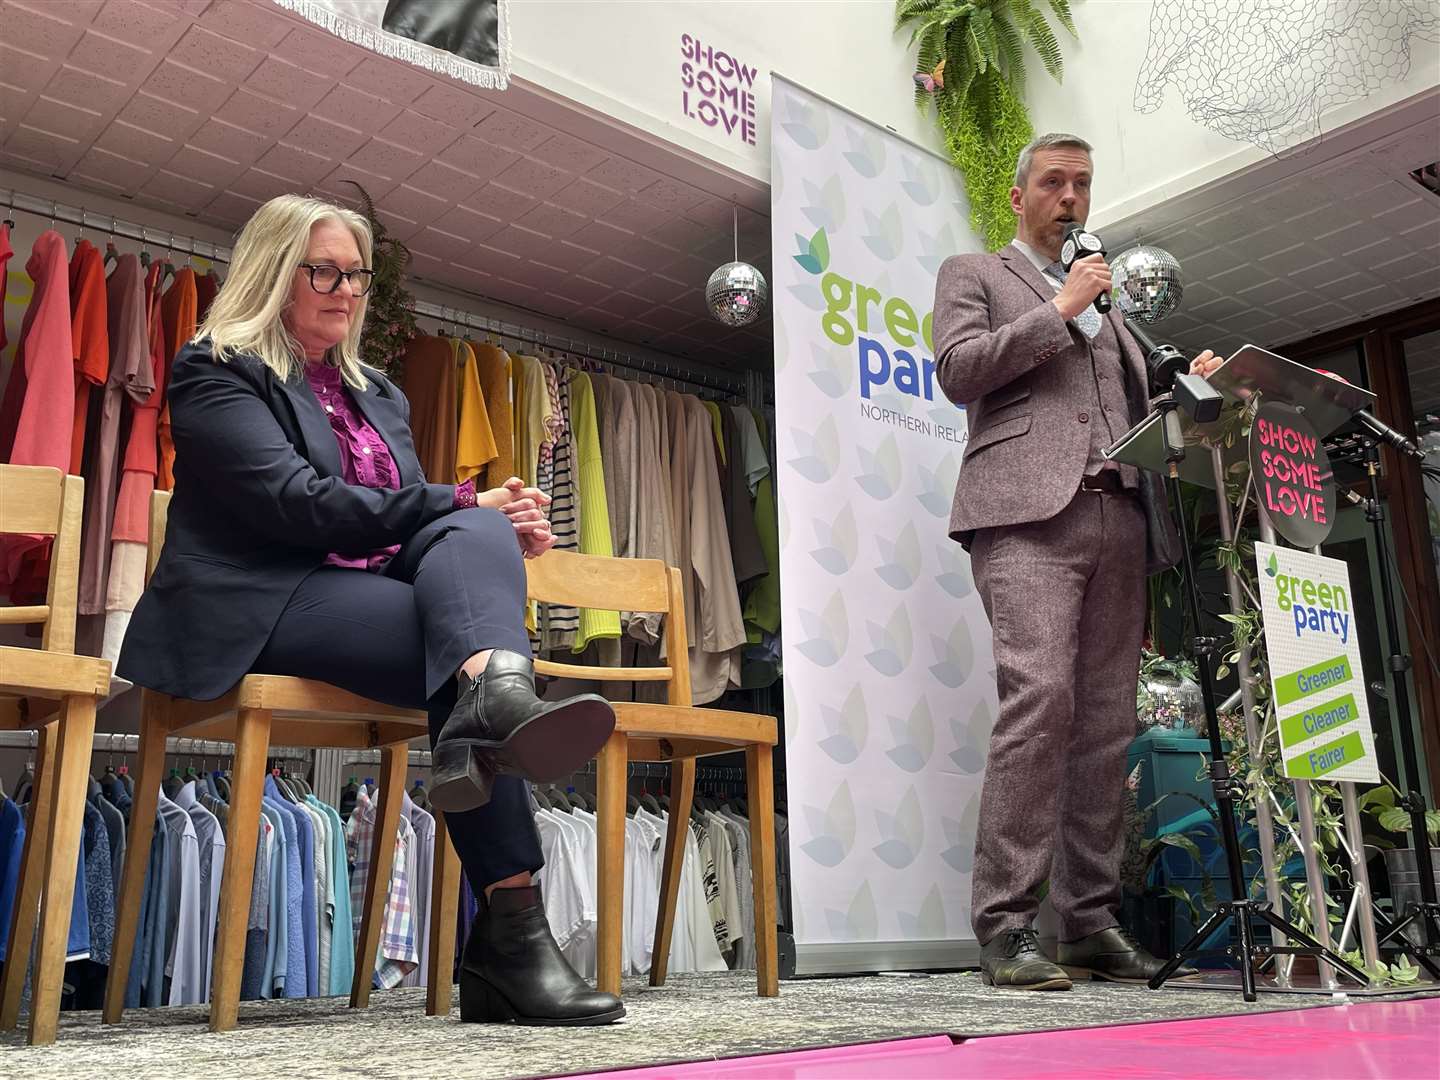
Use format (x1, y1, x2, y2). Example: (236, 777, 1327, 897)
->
(345, 788, 418, 989)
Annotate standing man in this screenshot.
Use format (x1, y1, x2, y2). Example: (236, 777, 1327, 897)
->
(934, 134, 1220, 990)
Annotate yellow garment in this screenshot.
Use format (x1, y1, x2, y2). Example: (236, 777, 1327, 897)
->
(703, 400, 727, 466)
(510, 354, 550, 489)
(453, 338, 498, 485)
(567, 371, 621, 651)
(469, 342, 514, 488)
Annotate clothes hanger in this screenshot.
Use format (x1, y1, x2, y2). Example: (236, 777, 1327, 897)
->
(1, 190, 14, 230)
(530, 785, 552, 812)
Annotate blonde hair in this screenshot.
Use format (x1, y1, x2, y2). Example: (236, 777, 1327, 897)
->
(198, 194, 374, 388)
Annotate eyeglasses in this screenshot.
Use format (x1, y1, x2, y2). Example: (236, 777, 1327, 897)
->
(298, 263, 375, 296)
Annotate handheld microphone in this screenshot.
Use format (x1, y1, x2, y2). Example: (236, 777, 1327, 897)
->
(1351, 409, 1423, 460)
(1060, 222, 1111, 314)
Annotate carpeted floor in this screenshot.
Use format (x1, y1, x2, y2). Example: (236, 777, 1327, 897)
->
(1, 971, 1431, 1079)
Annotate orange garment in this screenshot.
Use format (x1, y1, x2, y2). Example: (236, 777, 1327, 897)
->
(111, 262, 168, 543)
(0, 230, 74, 591)
(469, 342, 514, 489)
(454, 338, 498, 485)
(401, 335, 459, 484)
(156, 266, 197, 491)
(68, 239, 109, 474)
(194, 270, 219, 322)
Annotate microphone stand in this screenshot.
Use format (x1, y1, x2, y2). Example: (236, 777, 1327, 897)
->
(1144, 394, 1370, 999)
(1326, 433, 1440, 976)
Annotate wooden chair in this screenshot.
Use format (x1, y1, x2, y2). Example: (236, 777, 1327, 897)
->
(0, 465, 113, 1045)
(102, 490, 463, 1031)
(527, 549, 780, 999)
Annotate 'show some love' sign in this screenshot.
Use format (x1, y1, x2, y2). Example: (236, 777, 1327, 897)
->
(1248, 400, 1336, 547)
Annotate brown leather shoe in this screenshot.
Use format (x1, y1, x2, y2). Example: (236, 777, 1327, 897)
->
(979, 928, 1073, 991)
(1058, 926, 1198, 983)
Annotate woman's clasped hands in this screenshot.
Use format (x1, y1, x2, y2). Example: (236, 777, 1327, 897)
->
(482, 477, 556, 558)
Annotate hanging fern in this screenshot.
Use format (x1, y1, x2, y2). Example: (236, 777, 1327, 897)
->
(898, 0, 1078, 251)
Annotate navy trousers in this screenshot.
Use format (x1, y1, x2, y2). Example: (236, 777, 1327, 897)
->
(254, 507, 541, 890)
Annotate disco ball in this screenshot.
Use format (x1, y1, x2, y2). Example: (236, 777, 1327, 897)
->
(1111, 245, 1183, 323)
(706, 261, 768, 328)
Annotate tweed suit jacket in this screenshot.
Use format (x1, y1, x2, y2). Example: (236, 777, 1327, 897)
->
(933, 244, 1181, 575)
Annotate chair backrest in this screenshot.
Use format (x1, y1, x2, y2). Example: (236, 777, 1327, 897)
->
(147, 490, 172, 584)
(525, 549, 693, 706)
(0, 465, 85, 653)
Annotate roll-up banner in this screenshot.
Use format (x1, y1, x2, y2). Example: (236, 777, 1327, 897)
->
(770, 75, 995, 973)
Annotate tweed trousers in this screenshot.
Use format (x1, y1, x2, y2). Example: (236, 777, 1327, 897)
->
(968, 488, 1147, 944)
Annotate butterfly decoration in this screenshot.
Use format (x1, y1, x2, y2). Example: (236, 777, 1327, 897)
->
(913, 58, 945, 94)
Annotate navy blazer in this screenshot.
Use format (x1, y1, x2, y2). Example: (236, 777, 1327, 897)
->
(118, 341, 456, 701)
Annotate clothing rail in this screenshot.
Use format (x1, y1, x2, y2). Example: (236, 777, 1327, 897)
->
(1, 186, 232, 265)
(338, 748, 434, 768)
(412, 300, 747, 397)
(0, 730, 307, 761)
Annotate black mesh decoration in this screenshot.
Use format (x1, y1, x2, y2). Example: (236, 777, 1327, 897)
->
(1134, 0, 1439, 151)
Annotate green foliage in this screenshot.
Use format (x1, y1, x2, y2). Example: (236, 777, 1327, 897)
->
(897, 0, 1078, 252)
(343, 181, 418, 381)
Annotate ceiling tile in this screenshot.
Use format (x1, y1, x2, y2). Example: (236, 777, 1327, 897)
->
(468, 182, 536, 221)
(646, 215, 711, 249)
(167, 143, 243, 188)
(316, 162, 398, 203)
(494, 156, 570, 201)
(228, 167, 296, 204)
(515, 202, 588, 240)
(570, 219, 634, 254)
(285, 115, 366, 160)
(549, 178, 626, 218)
(141, 167, 214, 210)
(405, 160, 482, 204)
(116, 89, 199, 140)
(188, 117, 265, 161)
(349, 136, 426, 181)
(202, 188, 263, 228)
(142, 58, 231, 116)
(95, 117, 174, 163)
(346, 54, 431, 105)
(28, 95, 104, 141)
(550, 276, 611, 307)
(412, 226, 472, 263)
(486, 223, 549, 255)
(457, 242, 524, 279)
(530, 133, 609, 174)
(273, 25, 362, 80)
(533, 241, 602, 274)
(634, 177, 708, 213)
(45, 64, 131, 114)
(5, 3, 86, 57)
(585, 156, 663, 193)
(2, 42, 53, 93)
(378, 183, 448, 228)
(409, 81, 490, 126)
(257, 141, 332, 186)
(247, 56, 331, 111)
(198, 0, 289, 49)
(379, 109, 459, 155)
(5, 123, 77, 170)
(214, 87, 297, 139)
(313, 84, 401, 132)
(73, 144, 149, 189)
(605, 199, 671, 235)
(432, 202, 505, 243)
(473, 106, 550, 151)
(69, 29, 155, 84)
(170, 24, 262, 83)
(437, 134, 519, 183)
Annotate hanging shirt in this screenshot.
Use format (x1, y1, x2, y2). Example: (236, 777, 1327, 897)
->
(685, 395, 746, 704)
(400, 334, 460, 484)
(258, 803, 289, 998)
(400, 792, 436, 990)
(0, 230, 74, 594)
(155, 790, 203, 1006)
(81, 800, 115, 968)
(346, 787, 419, 989)
(469, 342, 513, 488)
(0, 799, 25, 963)
(541, 366, 581, 651)
(313, 798, 355, 997)
(454, 338, 498, 485)
(156, 266, 198, 491)
(565, 369, 621, 651)
(176, 781, 225, 1003)
(68, 238, 110, 475)
(79, 253, 148, 615)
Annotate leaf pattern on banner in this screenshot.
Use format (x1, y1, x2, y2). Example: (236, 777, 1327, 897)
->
(789, 415, 840, 483)
(856, 433, 902, 500)
(818, 684, 869, 764)
(861, 204, 904, 261)
(928, 619, 974, 688)
(781, 95, 829, 150)
(900, 156, 939, 206)
(824, 881, 878, 941)
(886, 695, 936, 773)
(864, 602, 913, 676)
(873, 785, 924, 869)
(801, 176, 846, 232)
(916, 456, 961, 519)
(941, 796, 980, 873)
(927, 402, 963, 427)
(810, 503, 858, 575)
(867, 389, 915, 417)
(801, 780, 856, 868)
(792, 228, 830, 275)
(949, 699, 993, 774)
(875, 520, 922, 590)
(897, 885, 947, 939)
(916, 221, 958, 276)
(842, 125, 887, 178)
(795, 590, 849, 667)
(934, 541, 974, 599)
(786, 280, 828, 313)
(808, 342, 854, 399)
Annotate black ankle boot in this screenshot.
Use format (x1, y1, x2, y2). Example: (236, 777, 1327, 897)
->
(431, 650, 616, 813)
(460, 885, 625, 1026)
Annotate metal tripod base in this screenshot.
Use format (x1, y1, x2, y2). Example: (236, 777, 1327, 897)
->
(1148, 900, 1371, 1002)
(1165, 971, 1437, 997)
(1377, 904, 1440, 979)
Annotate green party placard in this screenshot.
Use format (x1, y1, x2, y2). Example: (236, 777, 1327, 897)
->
(1254, 542, 1379, 783)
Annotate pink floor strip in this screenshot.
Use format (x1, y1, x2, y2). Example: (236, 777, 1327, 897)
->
(581, 997, 1440, 1079)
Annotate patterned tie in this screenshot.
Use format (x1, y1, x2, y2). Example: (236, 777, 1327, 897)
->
(1048, 262, 1102, 340)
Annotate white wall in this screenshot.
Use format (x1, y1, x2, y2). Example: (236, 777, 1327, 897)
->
(512, 0, 1440, 224)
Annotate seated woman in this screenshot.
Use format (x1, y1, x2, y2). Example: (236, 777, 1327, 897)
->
(119, 194, 622, 1025)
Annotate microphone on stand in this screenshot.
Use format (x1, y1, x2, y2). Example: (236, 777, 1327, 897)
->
(1350, 409, 1423, 460)
(1060, 222, 1111, 314)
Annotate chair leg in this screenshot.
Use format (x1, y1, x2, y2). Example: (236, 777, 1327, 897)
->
(0, 721, 58, 1030)
(596, 732, 628, 997)
(102, 691, 170, 1024)
(351, 743, 406, 1009)
(209, 706, 271, 1033)
(27, 693, 98, 1045)
(746, 743, 780, 998)
(425, 811, 461, 1018)
(649, 755, 695, 988)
